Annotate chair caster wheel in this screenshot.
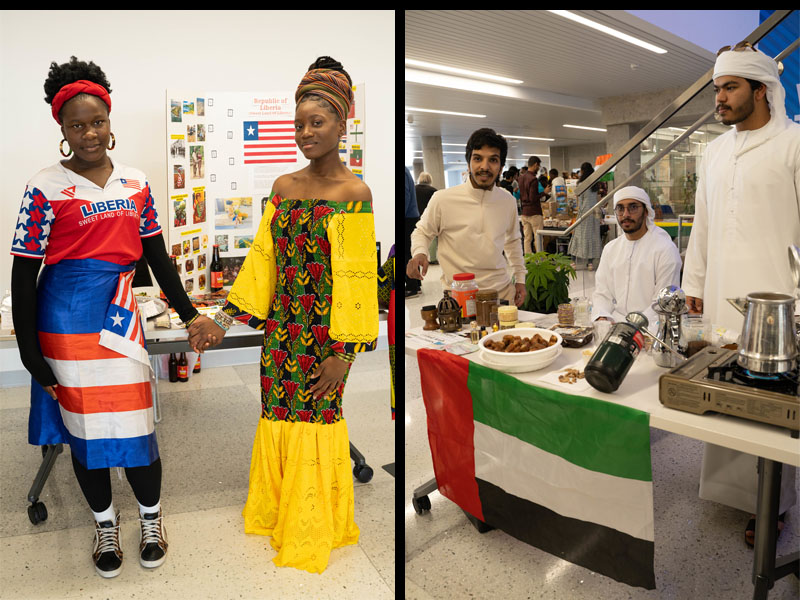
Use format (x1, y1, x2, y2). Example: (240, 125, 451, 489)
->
(353, 464, 373, 483)
(28, 501, 48, 525)
(413, 495, 431, 514)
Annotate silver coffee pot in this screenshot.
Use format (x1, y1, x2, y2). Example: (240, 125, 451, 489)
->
(724, 244, 800, 374)
(650, 286, 688, 368)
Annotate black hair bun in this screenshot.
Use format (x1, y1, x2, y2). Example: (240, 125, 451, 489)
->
(44, 56, 112, 105)
(308, 56, 352, 87)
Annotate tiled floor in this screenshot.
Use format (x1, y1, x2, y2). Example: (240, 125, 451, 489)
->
(0, 350, 394, 599)
(404, 263, 800, 599)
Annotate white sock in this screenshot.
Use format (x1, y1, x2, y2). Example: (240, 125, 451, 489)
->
(139, 501, 161, 517)
(92, 503, 116, 525)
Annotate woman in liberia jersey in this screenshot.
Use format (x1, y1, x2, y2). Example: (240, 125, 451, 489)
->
(10, 56, 215, 579)
(188, 56, 378, 573)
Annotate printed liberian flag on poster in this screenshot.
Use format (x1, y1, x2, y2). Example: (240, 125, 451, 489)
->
(98, 270, 151, 367)
(243, 120, 297, 164)
(418, 348, 656, 590)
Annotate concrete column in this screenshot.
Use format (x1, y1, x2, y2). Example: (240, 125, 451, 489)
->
(422, 136, 446, 190)
(605, 123, 642, 188)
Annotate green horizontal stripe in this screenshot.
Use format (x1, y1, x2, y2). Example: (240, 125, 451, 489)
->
(467, 360, 651, 481)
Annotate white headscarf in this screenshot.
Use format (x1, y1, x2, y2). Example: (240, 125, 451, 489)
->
(613, 185, 655, 230)
(713, 47, 787, 122)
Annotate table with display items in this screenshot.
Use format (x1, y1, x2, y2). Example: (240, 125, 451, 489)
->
(406, 309, 798, 598)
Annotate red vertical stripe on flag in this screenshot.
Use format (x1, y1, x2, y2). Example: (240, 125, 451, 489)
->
(417, 348, 483, 521)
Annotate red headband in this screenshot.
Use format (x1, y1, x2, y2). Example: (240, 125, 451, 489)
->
(51, 80, 111, 124)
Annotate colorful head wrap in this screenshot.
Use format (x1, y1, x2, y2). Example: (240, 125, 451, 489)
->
(294, 68, 353, 121)
(51, 79, 111, 125)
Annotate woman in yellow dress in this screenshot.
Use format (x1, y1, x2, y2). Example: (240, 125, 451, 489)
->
(190, 56, 377, 573)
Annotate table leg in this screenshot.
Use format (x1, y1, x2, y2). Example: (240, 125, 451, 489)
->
(751, 457, 799, 599)
(151, 355, 161, 424)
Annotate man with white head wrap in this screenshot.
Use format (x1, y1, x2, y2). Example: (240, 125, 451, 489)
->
(682, 44, 799, 545)
(591, 186, 682, 330)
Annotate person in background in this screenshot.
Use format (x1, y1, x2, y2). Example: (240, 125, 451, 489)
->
(592, 186, 682, 330)
(407, 128, 526, 306)
(682, 42, 799, 546)
(518, 155, 550, 254)
(415, 171, 438, 263)
(10, 56, 214, 579)
(405, 165, 421, 297)
(567, 162, 603, 271)
(499, 170, 515, 195)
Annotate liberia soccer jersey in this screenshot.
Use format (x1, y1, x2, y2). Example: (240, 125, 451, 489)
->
(10, 160, 161, 264)
(10, 160, 162, 469)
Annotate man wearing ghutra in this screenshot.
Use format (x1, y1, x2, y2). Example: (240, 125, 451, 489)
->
(682, 42, 800, 546)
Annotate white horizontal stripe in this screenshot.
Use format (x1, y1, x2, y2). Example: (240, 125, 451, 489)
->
(45, 356, 151, 388)
(60, 406, 154, 440)
(473, 421, 654, 541)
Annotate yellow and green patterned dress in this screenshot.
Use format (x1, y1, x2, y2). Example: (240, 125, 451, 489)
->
(221, 192, 378, 573)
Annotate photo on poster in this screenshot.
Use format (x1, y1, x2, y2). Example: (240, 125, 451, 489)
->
(170, 100, 182, 123)
(184, 278, 194, 293)
(171, 243, 182, 257)
(192, 237, 200, 253)
(197, 98, 205, 116)
(198, 254, 207, 270)
(234, 235, 254, 249)
(170, 138, 185, 159)
(187, 125, 197, 143)
(215, 234, 229, 252)
(214, 197, 253, 230)
(173, 197, 187, 227)
(182, 240, 190, 256)
(174, 165, 185, 189)
(190, 145, 204, 179)
(183, 101, 194, 115)
(198, 273, 206, 290)
(221, 256, 245, 287)
(197, 124, 206, 142)
(192, 188, 206, 224)
(185, 258, 194, 274)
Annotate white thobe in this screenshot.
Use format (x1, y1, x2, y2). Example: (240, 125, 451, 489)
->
(592, 225, 682, 332)
(410, 182, 526, 295)
(682, 114, 800, 515)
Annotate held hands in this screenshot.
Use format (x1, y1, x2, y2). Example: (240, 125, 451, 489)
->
(309, 356, 349, 400)
(187, 315, 226, 353)
(406, 253, 429, 281)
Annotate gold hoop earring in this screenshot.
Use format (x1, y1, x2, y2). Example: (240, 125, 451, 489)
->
(59, 139, 72, 157)
(107, 132, 116, 151)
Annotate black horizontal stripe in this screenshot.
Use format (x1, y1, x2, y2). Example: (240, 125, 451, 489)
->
(476, 477, 655, 590)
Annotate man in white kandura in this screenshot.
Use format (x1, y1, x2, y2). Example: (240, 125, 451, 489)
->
(592, 186, 682, 331)
(406, 128, 527, 306)
(682, 42, 799, 546)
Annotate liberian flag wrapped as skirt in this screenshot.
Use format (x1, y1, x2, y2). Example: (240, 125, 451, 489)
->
(29, 258, 158, 469)
(418, 348, 656, 590)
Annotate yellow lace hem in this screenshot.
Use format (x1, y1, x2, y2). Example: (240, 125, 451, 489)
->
(242, 418, 359, 573)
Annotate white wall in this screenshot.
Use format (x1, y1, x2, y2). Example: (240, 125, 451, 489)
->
(0, 10, 396, 293)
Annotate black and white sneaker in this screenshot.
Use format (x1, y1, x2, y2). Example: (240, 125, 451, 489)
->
(138, 509, 168, 568)
(92, 512, 123, 578)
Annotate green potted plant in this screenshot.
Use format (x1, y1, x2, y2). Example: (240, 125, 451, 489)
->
(520, 251, 576, 314)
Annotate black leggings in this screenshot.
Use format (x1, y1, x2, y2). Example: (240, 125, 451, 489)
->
(71, 453, 162, 512)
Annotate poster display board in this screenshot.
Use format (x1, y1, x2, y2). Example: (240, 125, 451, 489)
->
(165, 85, 365, 296)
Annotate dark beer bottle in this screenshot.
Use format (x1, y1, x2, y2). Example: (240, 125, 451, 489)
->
(177, 352, 189, 382)
(193, 353, 201, 373)
(168, 353, 178, 382)
(210, 245, 223, 293)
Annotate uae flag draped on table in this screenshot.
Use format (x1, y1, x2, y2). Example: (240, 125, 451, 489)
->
(418, 348, 656, 590)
